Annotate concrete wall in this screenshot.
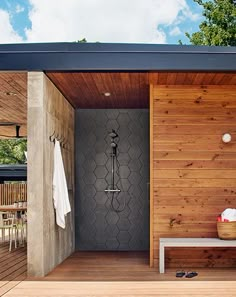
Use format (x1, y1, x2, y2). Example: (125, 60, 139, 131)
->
(27, 72, 75, 276)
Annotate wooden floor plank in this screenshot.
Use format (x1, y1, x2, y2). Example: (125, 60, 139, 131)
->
(0, 243, 27, 282)
(41, 251, 236, 282)
(4, 281, 236, 297)
(0, 281, 21, 297)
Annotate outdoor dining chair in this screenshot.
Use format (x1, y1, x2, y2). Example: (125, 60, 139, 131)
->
(0, 211, 17, 252)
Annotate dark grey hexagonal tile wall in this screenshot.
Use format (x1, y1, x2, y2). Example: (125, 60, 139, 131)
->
(75, 109, 149, 251)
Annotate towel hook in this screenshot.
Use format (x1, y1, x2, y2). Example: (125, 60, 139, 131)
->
(49, 130, 56, 142)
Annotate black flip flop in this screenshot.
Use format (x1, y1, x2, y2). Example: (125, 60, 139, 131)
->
(176, 270, 185, 277)
(185, 271, 198, 278)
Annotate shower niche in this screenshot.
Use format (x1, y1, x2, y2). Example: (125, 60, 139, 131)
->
(75, 109, 150, 251)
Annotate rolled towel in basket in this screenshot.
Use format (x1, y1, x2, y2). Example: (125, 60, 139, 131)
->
(221, 208, 236, 222)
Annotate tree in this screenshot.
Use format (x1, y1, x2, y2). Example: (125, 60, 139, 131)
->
(186, 0, 236, 46)
(0, 139, 27, 164)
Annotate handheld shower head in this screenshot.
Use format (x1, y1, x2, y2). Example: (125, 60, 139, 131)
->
(110, 142, 117, 148)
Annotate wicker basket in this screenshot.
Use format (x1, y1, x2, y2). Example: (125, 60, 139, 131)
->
(217, 221, 236, 240)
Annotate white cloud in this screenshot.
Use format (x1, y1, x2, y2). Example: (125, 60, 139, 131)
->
(0, 10, 23, 43)
(16, 5, 25, 14)
(25, 0, 196, 44)
(0, 0, 200, 44)
(169, 26, 181, 36)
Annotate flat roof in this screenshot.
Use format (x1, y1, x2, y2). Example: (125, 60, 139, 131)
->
(0, 43, 235, 71)
(0, 164, 27, 181)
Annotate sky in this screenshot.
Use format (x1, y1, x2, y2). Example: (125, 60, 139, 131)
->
(0, 0, 203, 44)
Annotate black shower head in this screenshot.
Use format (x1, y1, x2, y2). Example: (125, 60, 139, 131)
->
(109, 129, 118, 139)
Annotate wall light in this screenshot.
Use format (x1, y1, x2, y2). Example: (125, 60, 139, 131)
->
(222, 133, 232, 143)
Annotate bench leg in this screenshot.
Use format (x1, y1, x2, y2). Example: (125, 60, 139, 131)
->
(159, 243, 165, 273)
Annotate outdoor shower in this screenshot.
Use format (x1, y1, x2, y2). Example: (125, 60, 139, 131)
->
(104, 129, 126, 212)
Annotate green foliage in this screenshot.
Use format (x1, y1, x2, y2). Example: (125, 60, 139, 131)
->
(0, 139, 27, 164)
(76, 38, 87, 43)
(186, 0, 236, 46)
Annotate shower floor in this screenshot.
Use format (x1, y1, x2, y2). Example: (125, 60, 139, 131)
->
(31, 251, 236, 281)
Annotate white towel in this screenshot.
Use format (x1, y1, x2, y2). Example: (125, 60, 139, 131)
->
(53, 140, 71, 229)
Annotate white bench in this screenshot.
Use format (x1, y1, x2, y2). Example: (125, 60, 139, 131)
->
(159, 237, 236, 273)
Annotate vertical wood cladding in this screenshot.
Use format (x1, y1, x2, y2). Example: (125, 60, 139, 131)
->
(153, 85, 236, 268)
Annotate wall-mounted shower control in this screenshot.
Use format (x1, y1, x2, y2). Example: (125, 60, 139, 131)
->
(105, 129, 125, 212)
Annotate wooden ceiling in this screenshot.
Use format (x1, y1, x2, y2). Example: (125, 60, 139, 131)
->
(47, 72, 236, 109)
(0, 72, 27, 138)
(0, 71, 235, 138)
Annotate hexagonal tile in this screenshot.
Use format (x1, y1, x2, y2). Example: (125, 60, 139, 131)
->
(128, 184, 142, 198)
(106, 119, 119, 131)
(82, 210, 96, 225)
(128, 121, 140, 134)
(75, 110, 150, 251)
(119, 165, 130, 179)
(95, 230, 107, 243)
(82, 184, 96, 198)
(128, 134, 141, 146)
(117, 218, 130, 231)
(94, 192, 108, 205)
(95, 152, 108, 165)
(128, 159, 142, 172)
(83, 172, 96, 184)
(128, 146, 142, 159)
(117, 113, 130, 126)
(105, 224, 119, 237)
(95, 178, 107, 191)
(117, 179, 131, 192)
(105, 211, 119, 225)
(118, 139, 130, 153)
(128, 172, 142, 185)
(94, 166, 108, 179)
(117, 231, 131, 243)
(96, 112, 108, 127)
(95, 140, 107, 153)
(77, 153, 85, 164)
(105, 238, 119, 249)
(117, 152, 130, 165)
(119, 126, 131, 139)
(87, 133, 96, 146)
(105, 110, 119, 119)
(82, 158, 96, 172)
(95, 213, 107, 230)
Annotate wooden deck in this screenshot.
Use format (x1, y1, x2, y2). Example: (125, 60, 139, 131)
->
(0, 242, 27, 296)
(3, 281, 236, 296)
(0, 249, 236, 296)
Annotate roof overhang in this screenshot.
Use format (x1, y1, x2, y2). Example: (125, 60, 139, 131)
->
(0, 164, 27, 181)
(0, 43, 235, 71)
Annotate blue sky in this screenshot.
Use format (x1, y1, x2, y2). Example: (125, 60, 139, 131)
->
(0, 0, 203, 44)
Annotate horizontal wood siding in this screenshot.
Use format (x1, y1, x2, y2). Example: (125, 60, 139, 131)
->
(0, 184, 27, 205)
(153, 85, 236, 268)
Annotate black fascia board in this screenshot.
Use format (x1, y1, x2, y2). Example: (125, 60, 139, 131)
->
(0, 165, 27, 180)
(0, 42, 235, 71)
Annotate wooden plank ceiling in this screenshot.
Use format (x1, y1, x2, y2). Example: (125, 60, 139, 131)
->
(0, 71, 235, 138)
(47, 72, 236, 109)
(0, 72, 27, 138)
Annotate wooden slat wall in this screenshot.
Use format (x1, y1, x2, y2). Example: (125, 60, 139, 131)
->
(0, 184, 27, 205)
(0, 72, 27, 137)
(152, 84, 236, 268)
